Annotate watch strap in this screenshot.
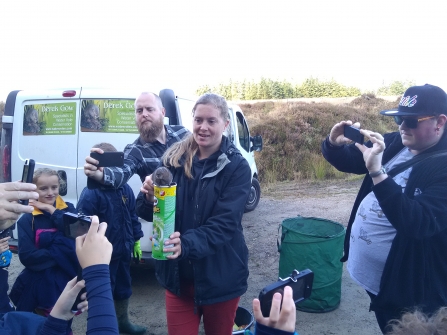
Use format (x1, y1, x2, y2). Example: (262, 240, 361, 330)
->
(369, 166, 386, 178)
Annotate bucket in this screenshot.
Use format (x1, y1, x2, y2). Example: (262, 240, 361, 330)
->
(232, 306, 254, 334)
(278, 216, 345, 313)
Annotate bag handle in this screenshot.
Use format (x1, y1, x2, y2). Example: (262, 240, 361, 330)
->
(386, 150, 447, 177)
(277, 223, 285, 253)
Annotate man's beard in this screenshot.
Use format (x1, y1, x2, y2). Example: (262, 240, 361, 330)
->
(137, 115, 164, 143)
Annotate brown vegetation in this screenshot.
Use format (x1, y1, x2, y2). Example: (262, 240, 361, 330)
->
(241, 95, 400, 183)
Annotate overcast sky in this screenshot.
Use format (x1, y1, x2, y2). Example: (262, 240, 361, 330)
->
(1, 0, 447, 101)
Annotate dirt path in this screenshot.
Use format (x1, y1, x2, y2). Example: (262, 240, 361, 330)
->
(8, 179, 382, 334)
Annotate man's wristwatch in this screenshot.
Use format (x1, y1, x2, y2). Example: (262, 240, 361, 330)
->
(369, 166, 387, 178)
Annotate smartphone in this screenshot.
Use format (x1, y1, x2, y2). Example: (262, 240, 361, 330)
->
(343, 125, 364, 144)
(71, 266, 86, 313)
(90, 151, 124, 167)
(63, 212, 92, 239)
(258, 269, 314, 317)
(18, 159, 35, 205)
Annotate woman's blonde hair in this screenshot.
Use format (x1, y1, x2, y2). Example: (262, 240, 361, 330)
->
(32, 168, 59, 185)
(162, 93, 229, 178)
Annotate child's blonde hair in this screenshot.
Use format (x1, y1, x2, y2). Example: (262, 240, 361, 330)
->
(32, 168, 59, 185)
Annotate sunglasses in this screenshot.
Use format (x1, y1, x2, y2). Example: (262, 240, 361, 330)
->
(393, 116, 436, 129)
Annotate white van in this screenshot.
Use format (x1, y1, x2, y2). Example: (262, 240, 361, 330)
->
(0, 87, 263, 263)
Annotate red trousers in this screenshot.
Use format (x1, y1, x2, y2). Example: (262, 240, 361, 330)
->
(165, 283, 240, 335)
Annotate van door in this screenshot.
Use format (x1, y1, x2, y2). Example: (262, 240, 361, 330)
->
(10, 98, 80, 236)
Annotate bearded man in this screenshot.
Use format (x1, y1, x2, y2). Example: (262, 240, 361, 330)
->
(84, 92, 189, 189)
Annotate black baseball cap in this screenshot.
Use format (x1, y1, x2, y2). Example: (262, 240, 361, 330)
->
(380, 84, 447, 116)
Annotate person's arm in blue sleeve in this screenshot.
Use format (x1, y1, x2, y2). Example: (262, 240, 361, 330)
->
(135, 191, 154, 223)
(83, 264, 118, 334)
(76, 216, 118, 334)
(51, 202, 77, 232)
(102, 144, 141, 189)
(76, 188, 99, 219)
(126, 185, 143, 241)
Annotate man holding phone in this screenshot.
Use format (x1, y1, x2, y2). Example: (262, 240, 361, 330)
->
(84, 92, 189, 190)
(321, 84, 447, 333)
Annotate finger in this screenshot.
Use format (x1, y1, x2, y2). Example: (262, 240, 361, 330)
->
(281, 286, 294, 310)
(252, 298, 265, 322)
(74, 279, 85, 291)
(3, 189, 39, 202)
(84, 162, 98, 171)
(3, 182, 37, 192)
(65, 276, 79, 290)
(97, 222, 108, 235)
(170, 232, 181, 239)
(78, 300, 88, 312)
(354, 143, 366, 152)
(87, 216, 100, 237)
(269, 292, 283, 324)
(90, 147, 104, 154)
(75, 233, 87, 251)
(352, 122, 361, 129)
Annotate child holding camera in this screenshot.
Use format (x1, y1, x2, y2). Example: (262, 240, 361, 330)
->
(77, 142, 145, 335)
(10, 168, 78, 314)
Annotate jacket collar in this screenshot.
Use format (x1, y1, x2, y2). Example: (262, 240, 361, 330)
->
(202, 136, 239, 179)
(32, 195, 68, 215)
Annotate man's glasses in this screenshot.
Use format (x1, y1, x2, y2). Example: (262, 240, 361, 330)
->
(393, 116, 436, 129)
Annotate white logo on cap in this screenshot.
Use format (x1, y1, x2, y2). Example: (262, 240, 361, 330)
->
(399, 95, 417, 107)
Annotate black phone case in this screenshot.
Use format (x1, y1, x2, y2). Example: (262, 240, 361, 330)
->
(71, 266, 86, 312)
(258, 269, 314, 317)
(19, 159, 35, 205)
(90, 152, 124, 167)
(343, 125, 364, 144)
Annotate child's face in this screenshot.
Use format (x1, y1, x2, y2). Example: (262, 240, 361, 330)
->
(35, 175, 60, 205)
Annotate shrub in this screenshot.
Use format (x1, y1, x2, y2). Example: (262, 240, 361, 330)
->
(242, 96, 398, 183)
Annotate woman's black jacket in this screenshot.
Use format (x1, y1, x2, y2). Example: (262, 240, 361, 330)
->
(136, 136, 251, 306)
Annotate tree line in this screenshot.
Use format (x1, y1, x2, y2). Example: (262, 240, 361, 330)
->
(196, 78, 414, 101)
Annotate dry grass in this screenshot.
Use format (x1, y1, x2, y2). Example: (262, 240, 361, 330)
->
(242, 95, 399, 183)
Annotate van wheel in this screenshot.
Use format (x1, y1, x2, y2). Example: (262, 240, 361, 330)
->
(245, 178, 261, 212)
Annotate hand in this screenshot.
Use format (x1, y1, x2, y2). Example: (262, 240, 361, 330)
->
(84, 148, 105, 183)
(50, 276, 88, 320)
(76, 216, 112, 268)
(29, 199, 56, 215)
(165, 231, 182, 260)
(0, 182, 39, 230)
(328, 120, 361, 146)
(133, 240, 142, 263)
(355, 129, 385, 173)
(0, 237, 10, 253)
(140, 174, 155, 202)
(253, 286, 296, 332)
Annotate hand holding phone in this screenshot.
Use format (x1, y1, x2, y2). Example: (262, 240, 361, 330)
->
(253, 285, 297, 333)
(19, 159, 35, 205)
(343, 125, 364, 144)
(90, 152, 124, 167)
(258, 269, 314, 317)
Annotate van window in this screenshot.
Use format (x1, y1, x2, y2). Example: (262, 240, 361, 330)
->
(80, 99, 138, 133)
(23, 103, 77, 135)
(236, 112, 250, 152)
